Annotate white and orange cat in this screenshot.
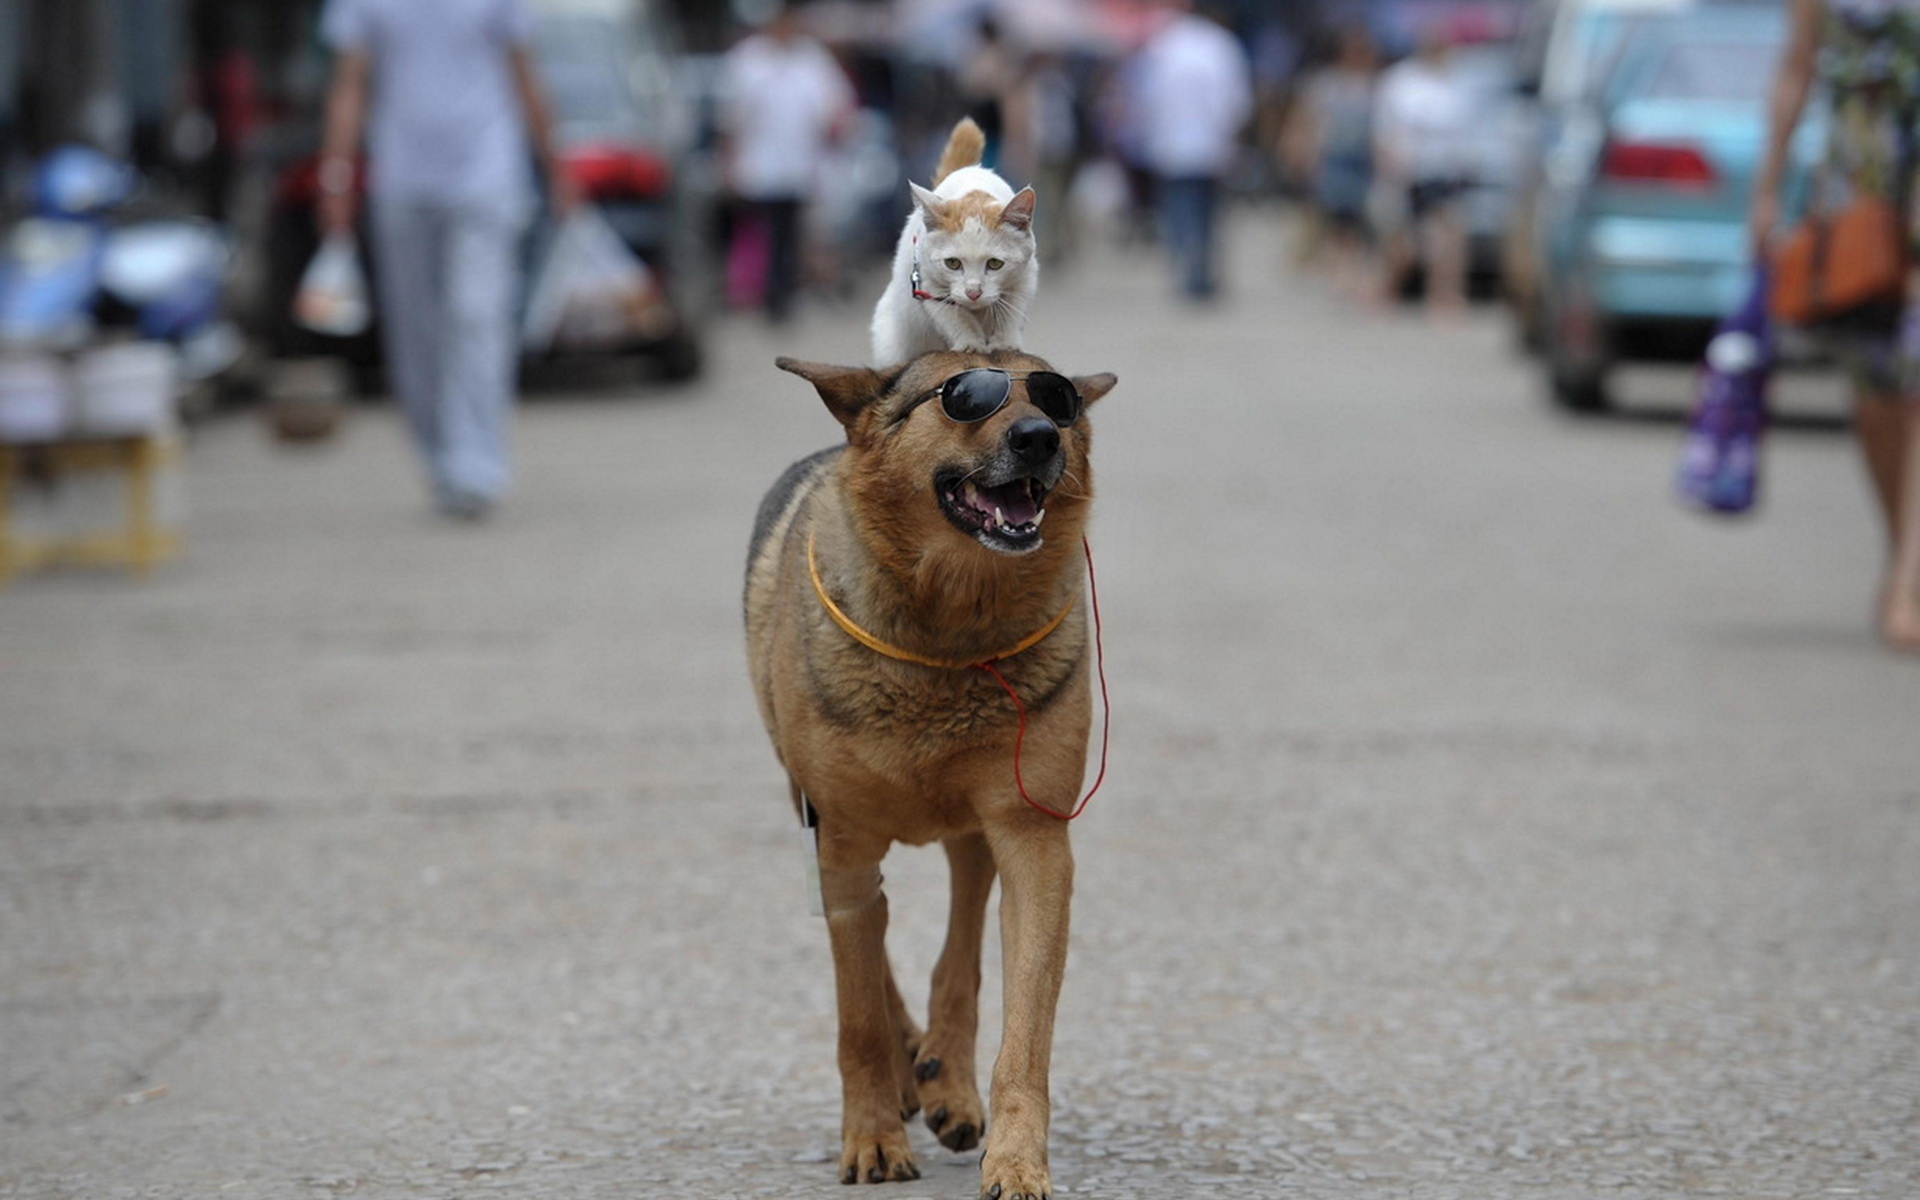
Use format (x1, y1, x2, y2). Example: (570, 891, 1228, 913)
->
(871, 118, 1038, 364)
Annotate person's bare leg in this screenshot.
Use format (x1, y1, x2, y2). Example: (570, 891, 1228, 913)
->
(1369, 183, 1413, 309)
(1424, 205, 1469, 316)
(1854, 392, 1908, 541)
(1874, 400, 1920, 650)
(1329, 230, 1370, 301)
(1375, 227, 1413, 308)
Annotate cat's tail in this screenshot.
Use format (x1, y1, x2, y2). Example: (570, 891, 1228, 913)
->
(933, 117, 987, 186)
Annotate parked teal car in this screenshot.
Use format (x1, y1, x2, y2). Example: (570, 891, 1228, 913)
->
(1535, 4, 1821, 410)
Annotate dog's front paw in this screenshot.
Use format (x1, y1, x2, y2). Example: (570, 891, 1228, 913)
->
(978, 1153, 1050, 1200)
(839, 1127, 919, 1185)
(915, 1054, 985, 1152)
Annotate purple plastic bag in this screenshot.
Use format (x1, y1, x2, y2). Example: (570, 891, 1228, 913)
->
(1676, 268, 1772, 515)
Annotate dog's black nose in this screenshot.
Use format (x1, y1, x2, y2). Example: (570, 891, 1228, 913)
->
(1006, 416, 1060, 466)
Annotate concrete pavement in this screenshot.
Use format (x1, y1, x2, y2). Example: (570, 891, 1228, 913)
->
(3, 215, 1917, 1199)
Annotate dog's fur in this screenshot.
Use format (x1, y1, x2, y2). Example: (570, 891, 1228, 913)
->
(745, 350, 1116, 1197)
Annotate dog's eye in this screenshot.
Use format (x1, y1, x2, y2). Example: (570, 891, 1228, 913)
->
(986, 258, 1004, 271)
(943, 257, 963, 271)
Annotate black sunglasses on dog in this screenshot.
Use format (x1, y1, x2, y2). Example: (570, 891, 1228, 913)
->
(903, 368, 1083, 428)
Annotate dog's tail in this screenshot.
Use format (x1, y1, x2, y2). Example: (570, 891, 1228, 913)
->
(932, 117, 987, 186)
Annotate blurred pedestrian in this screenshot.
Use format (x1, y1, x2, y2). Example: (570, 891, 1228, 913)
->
(1005, 50, 1083, 265)
(1132, 0, 1253, 300)
(1297, 27, 1380, 300)
(318, 0, 575, 520)
(1372, 26, 1474, 315)
(1097, 54, 1159, 244)
(959, 16, 1019, 168)
(719, 4, 855, 324)
(1753, 0, 1920, 651)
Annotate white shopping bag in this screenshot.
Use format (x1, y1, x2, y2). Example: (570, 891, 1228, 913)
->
(292, 232, 371, 338)
(521, 206, 656, 354)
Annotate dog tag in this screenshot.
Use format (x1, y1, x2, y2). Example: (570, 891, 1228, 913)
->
(798, 796, 824, 918)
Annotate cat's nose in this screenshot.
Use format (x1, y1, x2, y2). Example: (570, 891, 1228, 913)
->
(966, 285, 983, 301)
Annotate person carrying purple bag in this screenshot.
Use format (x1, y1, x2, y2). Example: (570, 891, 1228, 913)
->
(1751, 0, 1920, 652)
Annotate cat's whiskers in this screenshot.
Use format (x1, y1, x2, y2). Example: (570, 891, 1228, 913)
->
(992, 291, 1031, 327)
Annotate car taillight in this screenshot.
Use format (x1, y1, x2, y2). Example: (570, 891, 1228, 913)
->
(561, 144, 671, 201)
(1600, 139, 1716, 189)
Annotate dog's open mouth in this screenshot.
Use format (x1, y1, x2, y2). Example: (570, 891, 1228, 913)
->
(937, 471, 1048, 553)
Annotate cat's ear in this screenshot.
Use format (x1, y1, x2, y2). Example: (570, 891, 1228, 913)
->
(1071, 373, 1117, 409)
(909, 182, 949, 220)
(776, 357, 885, 429)
(999, 187, 1036, 232)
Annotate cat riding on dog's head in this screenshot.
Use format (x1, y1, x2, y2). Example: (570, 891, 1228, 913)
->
(872, 118, 1039, 365)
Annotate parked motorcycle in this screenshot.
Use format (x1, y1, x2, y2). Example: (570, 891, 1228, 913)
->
(0, 145, 244, 410)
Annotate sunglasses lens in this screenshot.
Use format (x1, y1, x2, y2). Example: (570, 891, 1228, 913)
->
(941, 369, 1012, 423)
(1026, 372, 1082, 426)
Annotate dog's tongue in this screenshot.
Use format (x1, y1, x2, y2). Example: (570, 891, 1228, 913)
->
(966, 480, 1041, 527)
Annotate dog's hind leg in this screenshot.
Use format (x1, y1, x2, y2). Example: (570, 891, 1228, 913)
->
(917, 831, 995, 1153)
(978, 819, 1073, 1200)
(820, 843, 921, 1185)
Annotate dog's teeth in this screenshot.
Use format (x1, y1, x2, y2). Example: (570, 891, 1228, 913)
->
(994, 506, 1005, 527)
(1033, 509, 1046, 527)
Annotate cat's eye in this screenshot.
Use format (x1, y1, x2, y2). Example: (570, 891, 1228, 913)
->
(943, 257, 963, 271)
(986, 259, 1005, 271)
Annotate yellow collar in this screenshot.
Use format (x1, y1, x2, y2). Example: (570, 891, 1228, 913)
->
(807, 531, 1073, 670)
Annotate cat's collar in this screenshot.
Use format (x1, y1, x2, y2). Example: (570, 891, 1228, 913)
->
(910, 236, 955, 305)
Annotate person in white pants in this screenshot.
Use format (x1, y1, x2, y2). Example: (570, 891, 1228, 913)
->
(317, 0, 574, 519)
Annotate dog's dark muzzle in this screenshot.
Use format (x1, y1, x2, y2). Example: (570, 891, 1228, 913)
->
(1006, 416, 1061, 470)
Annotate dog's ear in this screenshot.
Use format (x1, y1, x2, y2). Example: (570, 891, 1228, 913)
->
(1072, 373, 1118, 409)
(999, 187, 1036, 232)
(776, 358, 887, 429)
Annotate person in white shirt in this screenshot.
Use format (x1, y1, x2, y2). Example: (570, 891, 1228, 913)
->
(318, 0, 574, 519)
(719, 5, 855, 323)
(1372, 27, 1475, 314)
(1131, 0, 1253, 299)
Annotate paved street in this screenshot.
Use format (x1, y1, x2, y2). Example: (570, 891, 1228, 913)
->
(4, 215, 1918, 1200)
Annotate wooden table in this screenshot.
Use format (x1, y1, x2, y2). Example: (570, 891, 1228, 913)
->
(0, 434, 181, 584)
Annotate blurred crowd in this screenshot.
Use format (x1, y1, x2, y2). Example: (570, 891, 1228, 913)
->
(0, 0, 1812, 436)
(1284, 22, 1498, 315)
(0, 0, 1536, 542)
(5, 0, 1824, 390)
(9, 0, 1916, 647)
(0, 0, 1826, 493)
(0, 0, 1543, 381)
(705, 0, 1534, 314)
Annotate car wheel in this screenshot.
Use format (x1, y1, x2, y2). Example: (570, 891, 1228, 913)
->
(1543, 285, 1611, 412)
(1550, 367, 1609, 412)
(1548, 342, 1610, 412)
(654, 332, 703, 383)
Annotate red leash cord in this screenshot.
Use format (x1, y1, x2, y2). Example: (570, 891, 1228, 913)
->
(974, 536, 1110, 821)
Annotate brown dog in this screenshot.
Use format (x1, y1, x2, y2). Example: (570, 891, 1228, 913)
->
(745, 350, 1115, 1198)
